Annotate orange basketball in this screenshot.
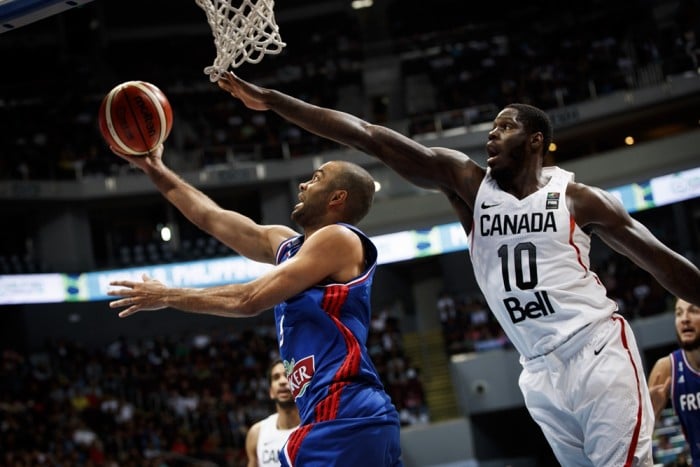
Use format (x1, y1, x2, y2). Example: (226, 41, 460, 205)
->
(98, 81, 173, 156)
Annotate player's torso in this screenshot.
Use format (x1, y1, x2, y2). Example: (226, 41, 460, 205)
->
(257, 413, 295, 467)
(273, 226, 392, 424)
(468, 166, 616, 358)
(671, 350, 700, 461)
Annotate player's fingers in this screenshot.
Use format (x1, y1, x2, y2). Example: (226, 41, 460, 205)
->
(109, 297, 135, 308)
(663, 376, 671, 390)
(109, 145, 136, 160)
(146, 144, 162, 157)
(217, 76, 233, 91)
(106, 290, 135, 299)
(118, 306, 140, 318)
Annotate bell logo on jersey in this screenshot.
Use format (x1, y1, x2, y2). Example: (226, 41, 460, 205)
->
(503, 290, 556, 323)
(285, 355, 315, 399)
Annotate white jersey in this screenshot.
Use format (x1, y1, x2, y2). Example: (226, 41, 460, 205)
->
(256, 413, 296, 467)
(468, 166, 617, 359)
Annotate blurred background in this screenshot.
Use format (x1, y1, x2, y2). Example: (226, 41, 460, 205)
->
(0, 0, 699, 465)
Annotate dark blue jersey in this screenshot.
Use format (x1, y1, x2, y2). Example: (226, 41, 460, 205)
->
(671, 349, 700, 465)
(273, 223, 402, 466)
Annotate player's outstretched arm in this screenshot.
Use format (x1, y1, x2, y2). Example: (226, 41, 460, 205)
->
(109, 144, 295, 264)
(569, 182, 700, 305)
(109, 223, 364, 318)
(217, 72, 483, 198)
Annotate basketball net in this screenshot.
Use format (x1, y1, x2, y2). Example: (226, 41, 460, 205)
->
(195, 0, 286, 82)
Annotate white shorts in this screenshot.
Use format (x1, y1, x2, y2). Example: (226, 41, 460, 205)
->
(519, 315, 654, 467)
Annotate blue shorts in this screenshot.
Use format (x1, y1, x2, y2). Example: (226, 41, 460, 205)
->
(280, 417, 403, 466)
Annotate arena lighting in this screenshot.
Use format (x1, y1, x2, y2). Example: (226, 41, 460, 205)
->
(0, 166, 699, 305)
(351, 0, 372, 10)
(160, 225, 172, 242)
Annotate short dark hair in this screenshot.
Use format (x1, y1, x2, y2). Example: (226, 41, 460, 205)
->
(330, 161, 375, 225)
(505, 103, 553, 157)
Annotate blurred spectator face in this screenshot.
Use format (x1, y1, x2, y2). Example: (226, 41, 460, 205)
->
(269, 362, 295, 408)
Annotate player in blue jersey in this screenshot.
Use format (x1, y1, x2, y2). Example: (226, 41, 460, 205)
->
(215, 71, 700, 466)
(107, 144, 403, 466)
(649, 298, 700, 466)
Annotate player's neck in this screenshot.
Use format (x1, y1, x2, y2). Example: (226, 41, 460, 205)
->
(494, 163, 545, 200)
(277, 407, 300, 429)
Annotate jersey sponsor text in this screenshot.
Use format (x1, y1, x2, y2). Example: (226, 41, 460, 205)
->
(503, 290, 556, 323)
(479, 212, 557, 236)
(679, 392, 700, 412)
(286, 355, 315, 399)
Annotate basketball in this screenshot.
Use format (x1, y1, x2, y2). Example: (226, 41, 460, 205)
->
(98, 81, 173, 156)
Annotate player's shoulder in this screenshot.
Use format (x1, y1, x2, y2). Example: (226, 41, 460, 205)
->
(313, 223, 363, 242)
(565, 179, 617, 206)
(246, 418, 262, 443)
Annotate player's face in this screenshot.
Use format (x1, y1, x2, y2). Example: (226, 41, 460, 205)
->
(269, 362, 294, 407)
(291, 163, 337, 227)
(486, 108, 530, 177)
(675, 298, 700, 351)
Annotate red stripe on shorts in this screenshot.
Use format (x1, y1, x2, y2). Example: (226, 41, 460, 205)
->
(613, 315, 644, 467)
(284, 424, 312, 466)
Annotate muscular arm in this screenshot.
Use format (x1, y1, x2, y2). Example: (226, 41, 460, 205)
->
(648, 356, 672, 420)
(217, 72, 485, 212)
(111, 144, 296, 264)
(569, 182, 700, 305)
(245, 421, 261, 467)
(109, 224, 365, 317)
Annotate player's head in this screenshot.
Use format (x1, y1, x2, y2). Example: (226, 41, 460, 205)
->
(504, 103, 553, 158)
(486, 103, 553, 177)
(675, 297, 700, 351)
(291, 160, 375, 227)
(268, 360, 295, 409)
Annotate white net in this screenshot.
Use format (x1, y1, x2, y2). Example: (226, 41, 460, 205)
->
(195, 0, 286, 82)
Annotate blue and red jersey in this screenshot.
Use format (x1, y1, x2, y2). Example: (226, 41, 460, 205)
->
(273, 223, 402, 466)
(670, 349, 700, 465)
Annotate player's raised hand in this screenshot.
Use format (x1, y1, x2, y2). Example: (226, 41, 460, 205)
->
(217, 72, 270, 111)
(108, 273, 169, 317)
(109, 144, 165, 172)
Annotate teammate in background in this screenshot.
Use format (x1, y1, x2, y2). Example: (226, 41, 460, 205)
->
(216, 71, 700, 466)
(246, 360, 300, 467)
(648, 298, 700, 466)
(107, 144, 403, 466)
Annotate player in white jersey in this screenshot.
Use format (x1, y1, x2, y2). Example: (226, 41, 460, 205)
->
(246, 360, 300, 467)
(216, 73, 700, 466)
